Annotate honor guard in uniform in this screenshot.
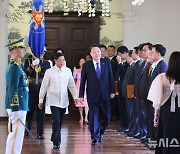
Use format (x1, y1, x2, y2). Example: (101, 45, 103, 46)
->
(5, 38, 29, 154)
(24, 50, 50, 139)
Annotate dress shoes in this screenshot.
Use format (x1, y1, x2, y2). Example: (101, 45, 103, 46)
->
(117, 127, 124, 132)
(99, 135, 104, 142)
(141, 137, 148, 143)
(139, 135, 146, 141)
(26, 131, 30, 137)
(127, 132, 135, 137)
(91, 139, 98, 146)
(53, 145, 60, 149)
(37, 134, 44, 139)
(83, 120, 89, 125)
(117, 127, 129, 132)
(133, 133, 141, 139)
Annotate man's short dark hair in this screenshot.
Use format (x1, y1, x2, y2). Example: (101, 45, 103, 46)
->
(138, 43, 145, 51)
(54, 48, 64, 54)
(143, 42, 153, 50)
(54, 52, 64, 60)
(134, 46, 139, 54)
(89, 44, 101, 50)
(128, 50, 133, 57)
(117, 46, 129, 54)
(108, 45, 115, 50)
(100, 44, 107, 50)
(153, 44, 166, 57)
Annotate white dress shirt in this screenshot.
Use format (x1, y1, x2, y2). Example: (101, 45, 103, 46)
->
(92, 59, 101, 71)
(39, 65, 77, 108)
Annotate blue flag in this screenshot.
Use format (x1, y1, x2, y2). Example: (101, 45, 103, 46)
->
(28, 0, 45, 59)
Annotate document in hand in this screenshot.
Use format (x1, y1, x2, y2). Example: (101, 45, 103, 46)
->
(127, 85, 134, 98)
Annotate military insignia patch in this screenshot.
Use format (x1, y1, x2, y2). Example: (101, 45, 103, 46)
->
(11, 92, 19, 106)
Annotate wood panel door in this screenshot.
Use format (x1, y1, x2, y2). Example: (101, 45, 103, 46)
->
(45, 13, 100, 116)
(45, 13, 100, 69)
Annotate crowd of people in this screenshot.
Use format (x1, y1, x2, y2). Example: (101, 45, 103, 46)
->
(4, 38, 180, 154)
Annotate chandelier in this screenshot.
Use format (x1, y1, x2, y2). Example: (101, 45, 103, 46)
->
(44, 0, 110, 17)
(132, 0, 144, 5)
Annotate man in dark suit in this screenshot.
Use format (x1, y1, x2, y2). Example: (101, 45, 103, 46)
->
(115, 46, 129, 132)
(138, 43, 153, 143)
(140, 44, 168, 149)
(108, 45, 119, 120)
(100, 44, 107, 58)
(121, 50, 138, 136)
(130, 47, 143, 138)
(146, 44, 168, 144)
(134, 43, 152, 140)
(24, 53, 51, 139)
(79, 44, 115, 145)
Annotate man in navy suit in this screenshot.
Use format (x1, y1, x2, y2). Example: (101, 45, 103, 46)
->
(146, 44, 168, 149)
(79, 44, 115, 145)
(134, 43, 152, 141)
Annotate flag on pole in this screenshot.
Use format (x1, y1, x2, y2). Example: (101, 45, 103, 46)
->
(28, 0, 45, 59)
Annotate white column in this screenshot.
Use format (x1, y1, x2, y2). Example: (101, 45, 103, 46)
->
(0, 0, 9, 117)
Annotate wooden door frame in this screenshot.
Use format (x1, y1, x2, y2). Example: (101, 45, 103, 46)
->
(45, 11, 100, 45)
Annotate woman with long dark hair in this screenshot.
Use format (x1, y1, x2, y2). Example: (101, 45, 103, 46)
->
(147, 51, 180, 154)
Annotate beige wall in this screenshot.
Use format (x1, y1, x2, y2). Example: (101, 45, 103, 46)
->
(9, 0, 31, 39)
(100, 0, 123, 47)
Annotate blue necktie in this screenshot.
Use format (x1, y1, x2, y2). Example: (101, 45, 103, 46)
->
(96, 62, 101, 79)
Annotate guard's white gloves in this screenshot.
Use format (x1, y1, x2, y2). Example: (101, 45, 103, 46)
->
(32, 58, 40, 66)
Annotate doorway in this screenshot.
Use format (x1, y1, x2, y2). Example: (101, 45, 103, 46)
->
(45, 12, 100, 116)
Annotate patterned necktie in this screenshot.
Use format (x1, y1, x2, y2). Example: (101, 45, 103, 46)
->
(148, 66, 153, 77)
(96, 62, 101, 79)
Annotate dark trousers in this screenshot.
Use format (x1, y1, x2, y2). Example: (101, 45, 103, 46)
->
(143, 100, 157, 140)
(126, 98, 139, 133)
(26, 83, 45, 135)
(110, 96, 119, 120)
(88, 96, 110, 141)
(50, 106, 66, 146)
(136, 98, 147, 136)
(117, 93, 129, 129)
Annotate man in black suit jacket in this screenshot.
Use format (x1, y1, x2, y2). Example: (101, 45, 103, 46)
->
(134, 43, 152, 140)
(108, 45, 119, 120)
(24, 54, 51, 139)
(79, 44, 115, 145)
(115, 46, 129, 132)
(129, 47, 143, 138)
(122, 50, 141, 137)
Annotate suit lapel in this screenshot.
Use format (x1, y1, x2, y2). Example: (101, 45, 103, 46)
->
(100, 59, 105, 79)
(89, 60, 99, 80)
